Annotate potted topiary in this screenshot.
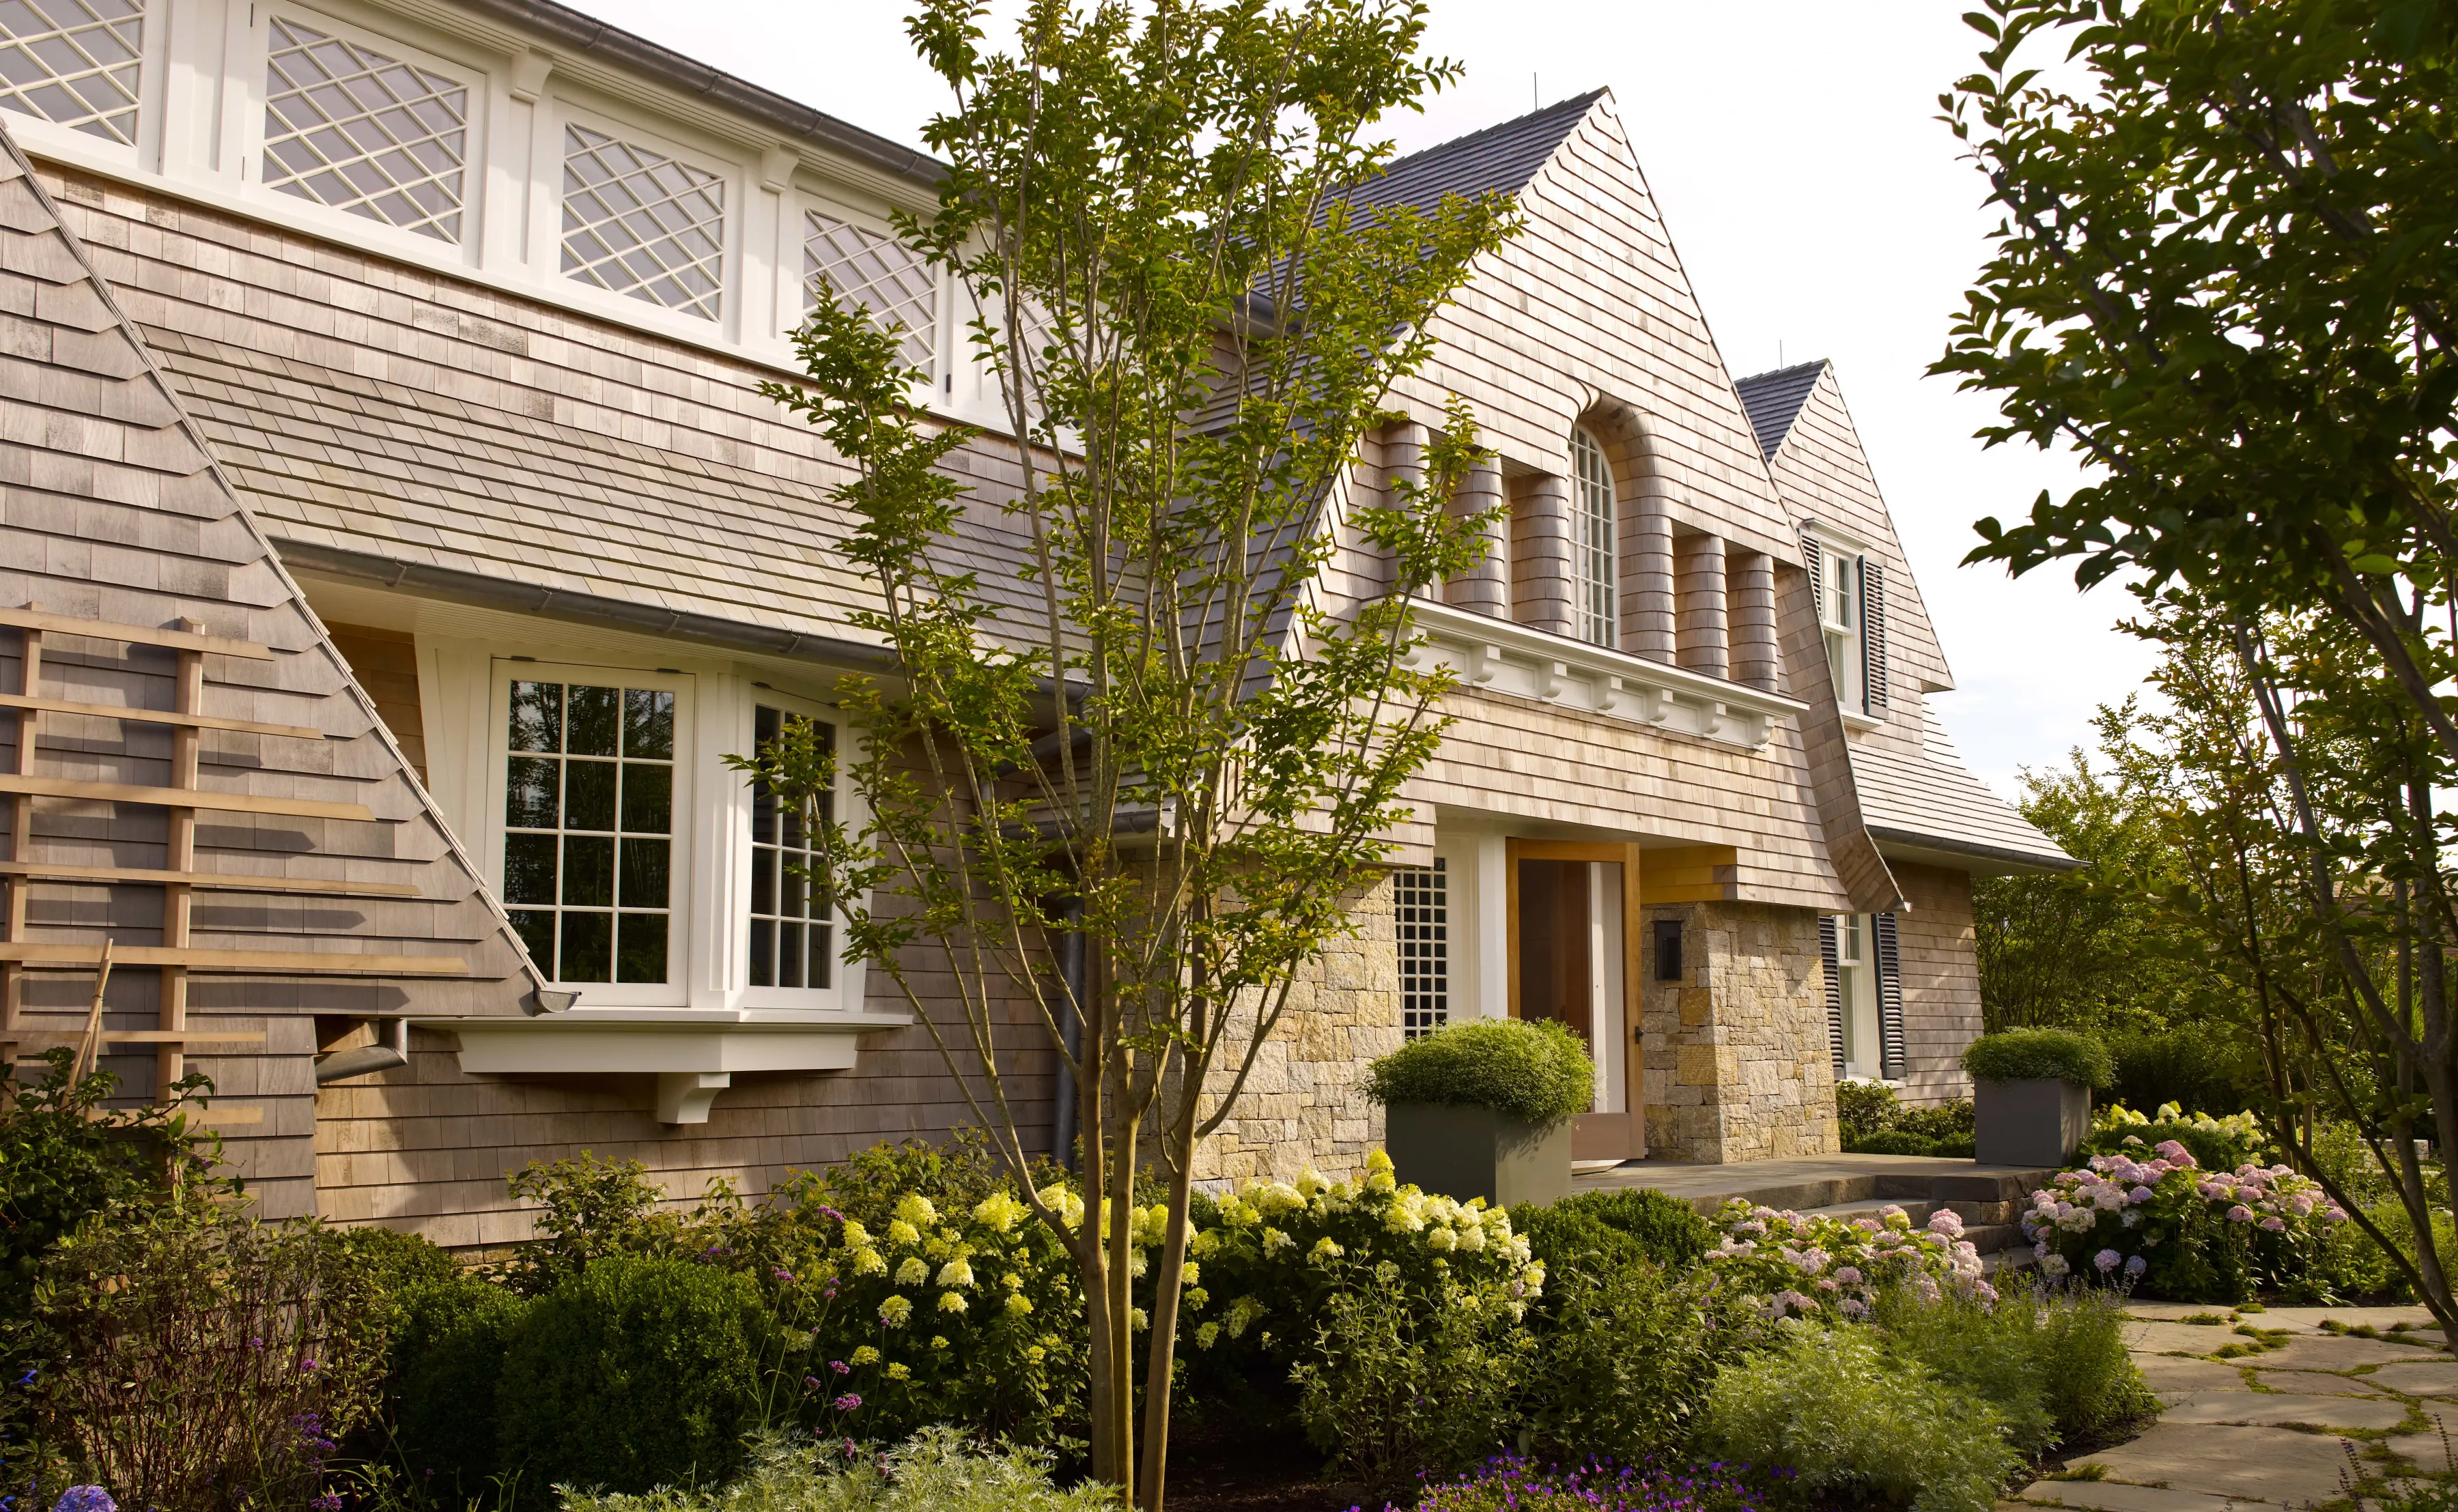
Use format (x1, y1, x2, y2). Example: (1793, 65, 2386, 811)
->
(1365, 1018, 1595, 1206)
(1962, 1027, 2113, 1167)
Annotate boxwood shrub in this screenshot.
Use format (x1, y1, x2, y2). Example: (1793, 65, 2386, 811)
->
(1961, 1028, 2112, 1089)
(1364, 1018, 1596, 1126)
(1513, 1188, 1713, 1272)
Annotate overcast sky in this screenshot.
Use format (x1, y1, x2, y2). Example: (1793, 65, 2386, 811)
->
(575, 0, 2154, 797)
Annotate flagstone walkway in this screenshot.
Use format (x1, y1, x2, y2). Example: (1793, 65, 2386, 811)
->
(2005, 1304, 2456, 1511)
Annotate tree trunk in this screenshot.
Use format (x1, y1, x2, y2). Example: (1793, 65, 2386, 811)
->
(1136, 1088, 1202, 1509)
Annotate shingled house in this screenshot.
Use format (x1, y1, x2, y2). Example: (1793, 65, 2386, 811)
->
(0, 0, 2068, 1242)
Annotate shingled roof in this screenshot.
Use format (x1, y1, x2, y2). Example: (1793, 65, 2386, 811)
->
(1733, 359, 1828, 460)
(1355, 89, 1609, 214)
(1854, 705, 2077, 874)
(0, 122, 542, 1216)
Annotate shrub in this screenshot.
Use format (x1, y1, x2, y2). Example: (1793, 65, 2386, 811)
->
(1512, 1189, 1712, 1273)
(559, 1428, 1115, 1512)
(1836, 1082, 1977, 1156)
(1870, 1276, 2153, 1455)
(333, 1223, 462, 1294)
(1962, 1027, 2113, 1089)
(2026, 1283, 2160, 1442)
(2082, 1107, 2264, 1173)
(496, 1255, 770, 1496)
(387, 1272, 531, 1498)
(501, 1152, 690, 1296)
(1286, 1251, 1538, 1489)
(2020, 1145, 2349, 1301)
(2108, 1028, 2261, 1115)
(1411, 1454, 1772, 1512)
(1704, 1199, 1986, 1320)
(1364, 1018, 1596, 1126)
(1518, 1255, 1724, 1464)
(1697, 1320, 2018, 1512)
(1835, 1079, 1899, 1144)
(23, 1197, 384, 1512)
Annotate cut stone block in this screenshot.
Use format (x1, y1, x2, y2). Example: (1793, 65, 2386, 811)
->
(2364, 1361, 2458, 1397)
(2068, 1423, 2351, 1503)
(2160, 1392, 2408, 1431)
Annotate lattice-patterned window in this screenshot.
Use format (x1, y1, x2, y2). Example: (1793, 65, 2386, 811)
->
(562, 124, 725, 321)
(748, 702, 834, 990)
(1397, 858, 1449, 1040)
(0, 0, 143, 147)
(261, 18, 466, 243)
(503, 677, 678, 985)
(804, 210, 934, 375)
(1568, 427, 1618, 647)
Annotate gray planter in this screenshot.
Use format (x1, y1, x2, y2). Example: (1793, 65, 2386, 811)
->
(1383, 1102, 1573, 1208)
(1974, 1077, 2092, 1167)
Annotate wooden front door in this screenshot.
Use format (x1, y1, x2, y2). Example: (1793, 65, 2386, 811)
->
(1507, 840, 1644, 1161)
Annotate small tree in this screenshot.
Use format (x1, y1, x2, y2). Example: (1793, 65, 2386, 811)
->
(740, 2, 1514, 1503)
(1940, 0, 2458, 1339)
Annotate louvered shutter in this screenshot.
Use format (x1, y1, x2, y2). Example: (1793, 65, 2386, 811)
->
(1803, 534, 1824, 623)
(1819, 913, 1846, 1076)
(1874, 911, 1906, 1081)
(1861, 558, 1889, 712)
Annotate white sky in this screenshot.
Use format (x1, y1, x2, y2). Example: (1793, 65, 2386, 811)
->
(572, 0, 2153, 796)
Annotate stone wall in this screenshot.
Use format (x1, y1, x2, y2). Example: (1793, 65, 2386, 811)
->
(1641, 900, 1839, 1162)
(1191, 873, 1401, 1185)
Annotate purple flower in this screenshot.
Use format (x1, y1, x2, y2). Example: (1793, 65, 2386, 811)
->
(10, 1369, 31, 1386)
(51, 1489, 114, 1512)
(772, 1268, 795, 1283)
(833, 1393, 862, 1412)
(830, 1359, 851, 1375)
(297, 1358, 317, 1372)
(309, 1496, 341, 1512)
(2125, 1254, 2147, 1276)
(2093, 1249, 2121, 1272)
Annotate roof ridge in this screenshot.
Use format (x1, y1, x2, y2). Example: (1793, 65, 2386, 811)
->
(1732, 356, 1831, 387)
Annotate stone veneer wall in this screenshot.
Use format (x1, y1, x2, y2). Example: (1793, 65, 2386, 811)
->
(1191, 873, 1401, 1185)
(1641, 900, 1838, 1162)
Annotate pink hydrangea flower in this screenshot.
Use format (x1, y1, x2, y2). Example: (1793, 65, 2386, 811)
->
(2093, 1249, 2122, 1272)
(2228, 1205, 2256, 1223)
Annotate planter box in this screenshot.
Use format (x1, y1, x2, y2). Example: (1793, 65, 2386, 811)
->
(1974, 1077, 2091, 1168)
(1384, 1102, 1572, 1208)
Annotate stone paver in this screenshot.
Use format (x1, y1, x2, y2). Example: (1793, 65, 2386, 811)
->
(2009, 1480, 2267, 1512)
(2067, 1422, 2351, 1502)
(2126, 1320, 2250, 1356)
(2365, 1360, 2458, 1396)
(2132, 1356, 2245, 1399)
(2388, 1424, 2457, 1473)
(2160, 1391, 2409, 1431)
(2255, 1305, 2438, 1334)
(2250, 1367, 2388, 1396)
(2256, 1333, 2439, 1371)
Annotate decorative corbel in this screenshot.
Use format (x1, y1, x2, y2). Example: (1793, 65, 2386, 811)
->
(759, 143, 799, 194)
(1467, 643, 1503, 686)
(509, 49, 553, 105)
(1538, 661, 1569, 701)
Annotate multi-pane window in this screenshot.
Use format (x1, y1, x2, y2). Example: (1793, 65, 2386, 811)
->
(1396, 859, 1449, 1040)
(502, 679, 676, 984)
(1819, 545, 1861, 708)
(0, 0, 143, 146)
(804, 210, 935, 376)
(1568, 426, 1617, 647)
(747, 703, 833, 990)
(561, 124, 725, 321)
(261, 18, 467, 243)
(1831, 912, 1868, 1074)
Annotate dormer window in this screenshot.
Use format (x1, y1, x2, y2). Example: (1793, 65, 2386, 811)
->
(1818, 543, 1861, 709)
(1803, 526, 1888, 717)
(1568, 426, 1617, 648)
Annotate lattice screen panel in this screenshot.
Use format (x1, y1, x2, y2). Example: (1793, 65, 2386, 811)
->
(262, 18, 467, 244)
(0, 0, 143, 147)
(804, 211, 935, 375)
(562, 125, 725, 322)
(1396, 859, 1449, 1040)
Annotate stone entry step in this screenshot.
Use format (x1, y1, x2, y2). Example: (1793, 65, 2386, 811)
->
(1574, 1152, 2059, 1257)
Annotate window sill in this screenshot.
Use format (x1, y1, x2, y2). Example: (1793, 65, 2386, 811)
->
(417, 1007, 914, 1124)
(1840, 709, 1884, 734)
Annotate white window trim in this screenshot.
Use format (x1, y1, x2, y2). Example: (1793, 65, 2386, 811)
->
(483, 657, 697, 1008)
(236, 3, 486, 265)
(735, 681, 859, 1013)
(1831, 911, 1879, 1079)
(0, 0, 164, 173)
(538, 94, 745, 342)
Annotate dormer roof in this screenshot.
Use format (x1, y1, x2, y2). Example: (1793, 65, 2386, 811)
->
(1733, 359, 1828, 460)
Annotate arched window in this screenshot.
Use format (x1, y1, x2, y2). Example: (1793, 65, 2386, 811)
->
(1568, 427, 1618, 646)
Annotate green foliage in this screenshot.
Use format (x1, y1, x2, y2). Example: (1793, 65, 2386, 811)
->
(1364, 1018, 1598, 1126)
(2082, 1119, 2263, 1175)
(1697, 1320, 2018, 1512)
(2107, 1030, 2263, 1118)
(502, 1152, 687, 1296)
(1512, 1189, 1712, 1274)
(387, 1272, 531, 1499)
(335, 1223, 462, 1294)
(2025, 1284, 2163, 1444)
(560, 1429, 1116, 1512)
(1835, 1082, 1977, 1156)
(1962, 1027, 2112, 1089)
(1517, 1256, 1725, 1466)
(496, 1255, 769, 1496)
(21, 1195, 384, 1512)
(1286, 1252, 1538, 1491)
(1872, 1279, 2153, 1456)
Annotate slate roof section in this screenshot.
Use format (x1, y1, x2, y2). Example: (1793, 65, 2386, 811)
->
(1732, 360, 1828, 460)
(1355, 90, 1609, 215)
(0, 119, 543, 1214)
(1852, 704, 2078, 873)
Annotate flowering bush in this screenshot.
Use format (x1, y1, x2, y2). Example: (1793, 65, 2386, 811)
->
(560, 1427, 1116, 1512)
(2020, 1141, 2349, 1302)
(1701, 1199, 1987, 1321)
(1400, 1453, 1774, 1512)
(2082, 1102, 2268, 1172)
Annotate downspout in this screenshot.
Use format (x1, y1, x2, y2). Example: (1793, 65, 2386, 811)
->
(1051, 899, 1086, 1170)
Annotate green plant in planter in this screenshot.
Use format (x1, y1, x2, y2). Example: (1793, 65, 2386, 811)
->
(1364, 1019, 1596, 1126)
(1962, 1027, 2113, 1088)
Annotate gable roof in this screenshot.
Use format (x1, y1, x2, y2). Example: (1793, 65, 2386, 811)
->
(1856, 705, 2076, 874)
(1358, 90, 1610, 214)
(0, 121, 543, 1213)
(1732, 360, 1828, 460)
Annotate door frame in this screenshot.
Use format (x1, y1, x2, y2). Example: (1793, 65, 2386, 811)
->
(1505, 838, 1645, 1160)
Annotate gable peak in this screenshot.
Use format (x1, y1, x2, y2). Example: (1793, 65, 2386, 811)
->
(1732, 358, 1833, 460)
